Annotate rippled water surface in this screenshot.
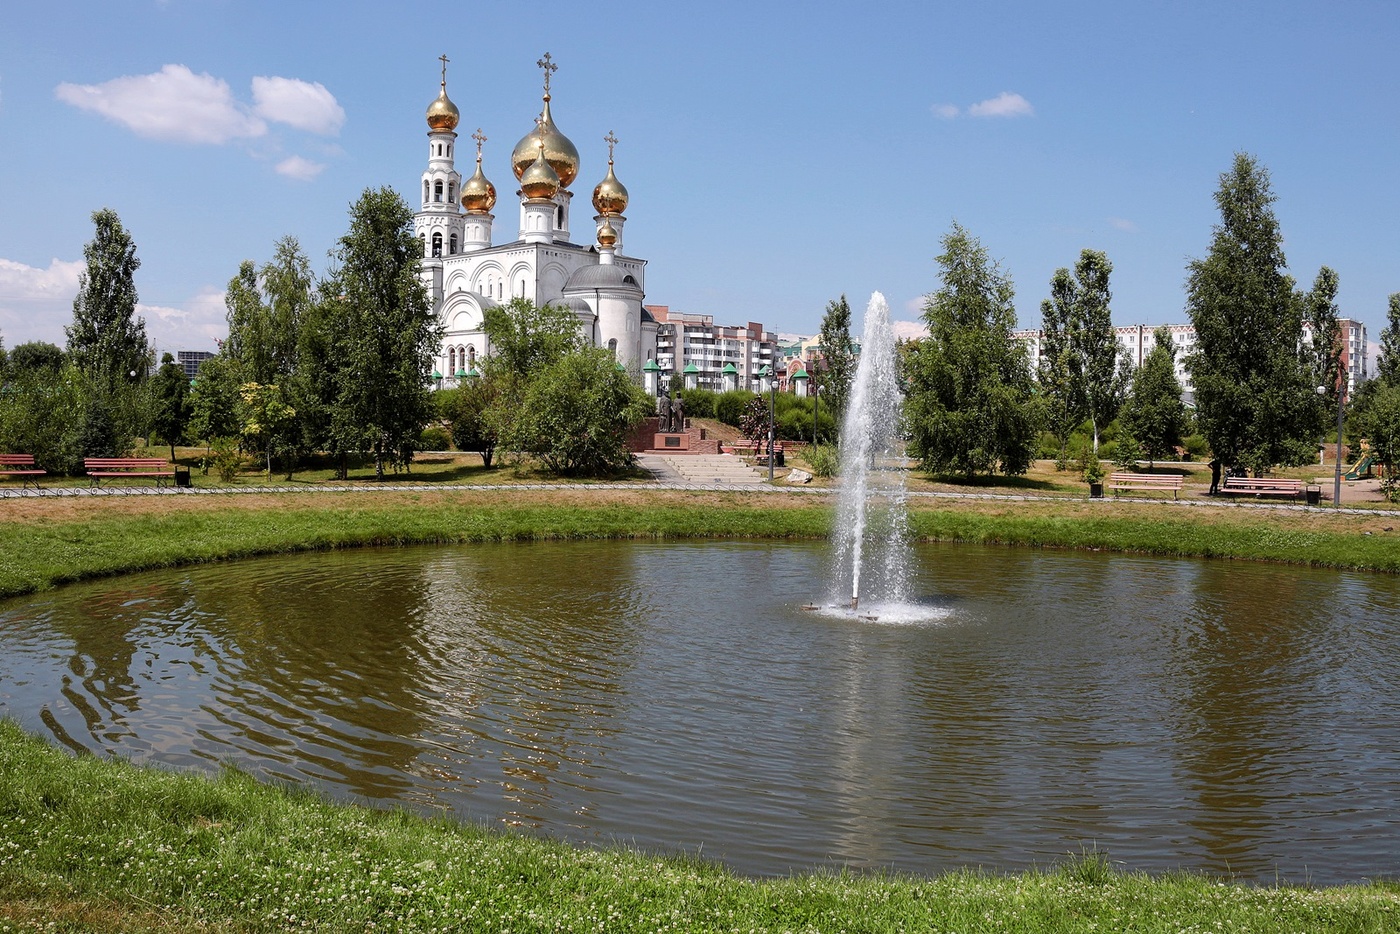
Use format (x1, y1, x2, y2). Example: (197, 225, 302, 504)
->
(3, 540, 1399, 883)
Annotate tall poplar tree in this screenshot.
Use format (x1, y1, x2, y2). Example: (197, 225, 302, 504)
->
(817, 295, 857, 422)
(66, 208, 149, 390)
(1121, 326, 1186, 469)
(1377, 293, 1400, 386)
(1185, 153, 1320, 474)
(1037, 250, 1120, 454)
(323, 187, 439, 479)
(904, 222, 1037, 479)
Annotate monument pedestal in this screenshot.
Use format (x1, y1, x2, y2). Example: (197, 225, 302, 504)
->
(654, 432, 691, 451)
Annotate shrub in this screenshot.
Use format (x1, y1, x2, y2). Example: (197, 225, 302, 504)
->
(677, 388, 716, 419)
(715, 390, 756, 427)
(807, 443, 839, 478)
(1182, 433, 1210, 460)
(419, 425, 452, 451)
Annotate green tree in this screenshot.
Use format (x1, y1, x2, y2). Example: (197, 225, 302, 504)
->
(1040, 250, 1121, 454)
(323, 187, 440, 479)
(505, 346, 651, 476)
(1037, 275, 1082, 461)
(1303, 266, 1344, 440)
(187, 354, 242, 467)
(817, 295, 857, 422)
(1377, 293, 1400, 386)
(1185, 153, 1320, 475)
(904, 222, 1039, 479)
(66, 208, 148, 392)
(443, 377, 501, 468)
(6, 341, 65, 375)
(482, 297, 583, 382)
(1120, 327, 1186, 469)
(237, 381, 297, 479)
(149, 352, 191, 461)
(0, 363, 90, 474)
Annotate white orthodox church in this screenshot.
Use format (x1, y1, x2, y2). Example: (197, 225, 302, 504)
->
(414, 54, 657, 385)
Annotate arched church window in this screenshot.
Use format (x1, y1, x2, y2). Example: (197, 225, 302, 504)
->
(434, 181, 443, 203)
(423, 181, 430, 204)
(608, 339, 618, 359)
(448, 182, 456, 204)
(449, 234, 458, 254)
(420, 233, 427, 256)
(467, 346, 476, 366)
(432, 232, 442, 257)
(449, 348, 456, 374)
(556, 206, 564, 227)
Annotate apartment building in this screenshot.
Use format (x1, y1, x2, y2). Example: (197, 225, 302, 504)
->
(647, 305, 779, 392)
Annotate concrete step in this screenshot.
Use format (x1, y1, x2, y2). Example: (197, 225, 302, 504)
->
(662, 454, 765, 484)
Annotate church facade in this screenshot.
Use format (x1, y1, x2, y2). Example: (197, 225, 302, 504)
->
(414, 55, 657, 385)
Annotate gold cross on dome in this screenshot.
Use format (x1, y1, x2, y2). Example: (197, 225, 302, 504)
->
(536, 52, 557, 96)
(472, 128, 487, 160)
(438, 54, 450, 88)
(604, 131, 618, 163)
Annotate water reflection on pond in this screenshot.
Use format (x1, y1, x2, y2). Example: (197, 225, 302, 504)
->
(2, 540, 1398, 883)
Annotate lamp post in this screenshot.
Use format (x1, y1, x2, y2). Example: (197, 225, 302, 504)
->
(1318, 382, 1345, 506)
(768, 372, 777, 482)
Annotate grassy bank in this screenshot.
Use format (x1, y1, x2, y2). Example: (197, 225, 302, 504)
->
(3, 721, 1397, 933)
(2, 489, 1399, 599)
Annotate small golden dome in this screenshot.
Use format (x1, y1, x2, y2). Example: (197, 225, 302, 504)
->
(597, 221, 618, 247)
(426, 86, 460, 132)
(592, 161, 628, 217)
(461, 159, 496, 214)
(511, 97, 579, 188)
(519, 141, 560, 201)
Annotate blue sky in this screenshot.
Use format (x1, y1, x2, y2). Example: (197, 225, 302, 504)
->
(1, 0, 1397, 358)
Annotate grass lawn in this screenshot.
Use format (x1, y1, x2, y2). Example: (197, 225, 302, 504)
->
(3, 482, 1400, 930)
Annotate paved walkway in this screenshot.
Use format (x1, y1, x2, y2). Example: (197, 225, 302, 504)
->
(2, 470, 1396, 516)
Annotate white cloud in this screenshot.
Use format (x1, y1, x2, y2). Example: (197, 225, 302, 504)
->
(55, 64, 267, 144)
(275, 155, 326, 181)
(139, 286, 227, 351)
(931, 103, 960, 119)
(252, 76, 345, 135)
(1107, 217, 1139, 233)
(0, 257, 84, 345)
(893, 319, 929, 341)
(967, 91, 1034, 118)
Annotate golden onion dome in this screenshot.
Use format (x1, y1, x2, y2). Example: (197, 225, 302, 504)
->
(511, 97, 579, 188)
(597, 220, 618, 248)
(519, 142, 561, 201)
(592, 161, 628, 216)
(426, 85, 460, 132)
(460, 159, 497, 214)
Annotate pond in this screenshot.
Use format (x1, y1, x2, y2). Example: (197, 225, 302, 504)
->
(2, 540, 1398, 884)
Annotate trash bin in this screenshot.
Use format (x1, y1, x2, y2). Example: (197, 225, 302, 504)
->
(775, 451, 785, 467)
(174, 467, 192, 488)
(1305, 485, 1320, 506)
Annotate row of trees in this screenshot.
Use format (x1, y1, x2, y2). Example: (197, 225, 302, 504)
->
(900, 152, 1362, 481)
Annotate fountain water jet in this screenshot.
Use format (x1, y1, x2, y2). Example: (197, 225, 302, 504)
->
(827, 292, 913, 619)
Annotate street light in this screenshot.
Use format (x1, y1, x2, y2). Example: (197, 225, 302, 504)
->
(1318, 382, 1345, 506)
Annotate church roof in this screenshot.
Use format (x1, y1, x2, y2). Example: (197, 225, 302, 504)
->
(562, 263, 642, 292)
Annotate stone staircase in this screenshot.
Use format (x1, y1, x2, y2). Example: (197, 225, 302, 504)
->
(642, 453, 766, 486)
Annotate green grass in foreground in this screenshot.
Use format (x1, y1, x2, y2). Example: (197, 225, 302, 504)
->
(2, 722, 1397, 933)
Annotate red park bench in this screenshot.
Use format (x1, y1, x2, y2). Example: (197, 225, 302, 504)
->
(0, 454, 46, 490)
(84, 457, 176, 488)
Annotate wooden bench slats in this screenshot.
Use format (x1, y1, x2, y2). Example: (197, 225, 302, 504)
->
(84, 457, 175, 487)
(1108, 472, 1183, 500)
(1221, 477, 1305, 500)
(0, 454, 46, 488)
